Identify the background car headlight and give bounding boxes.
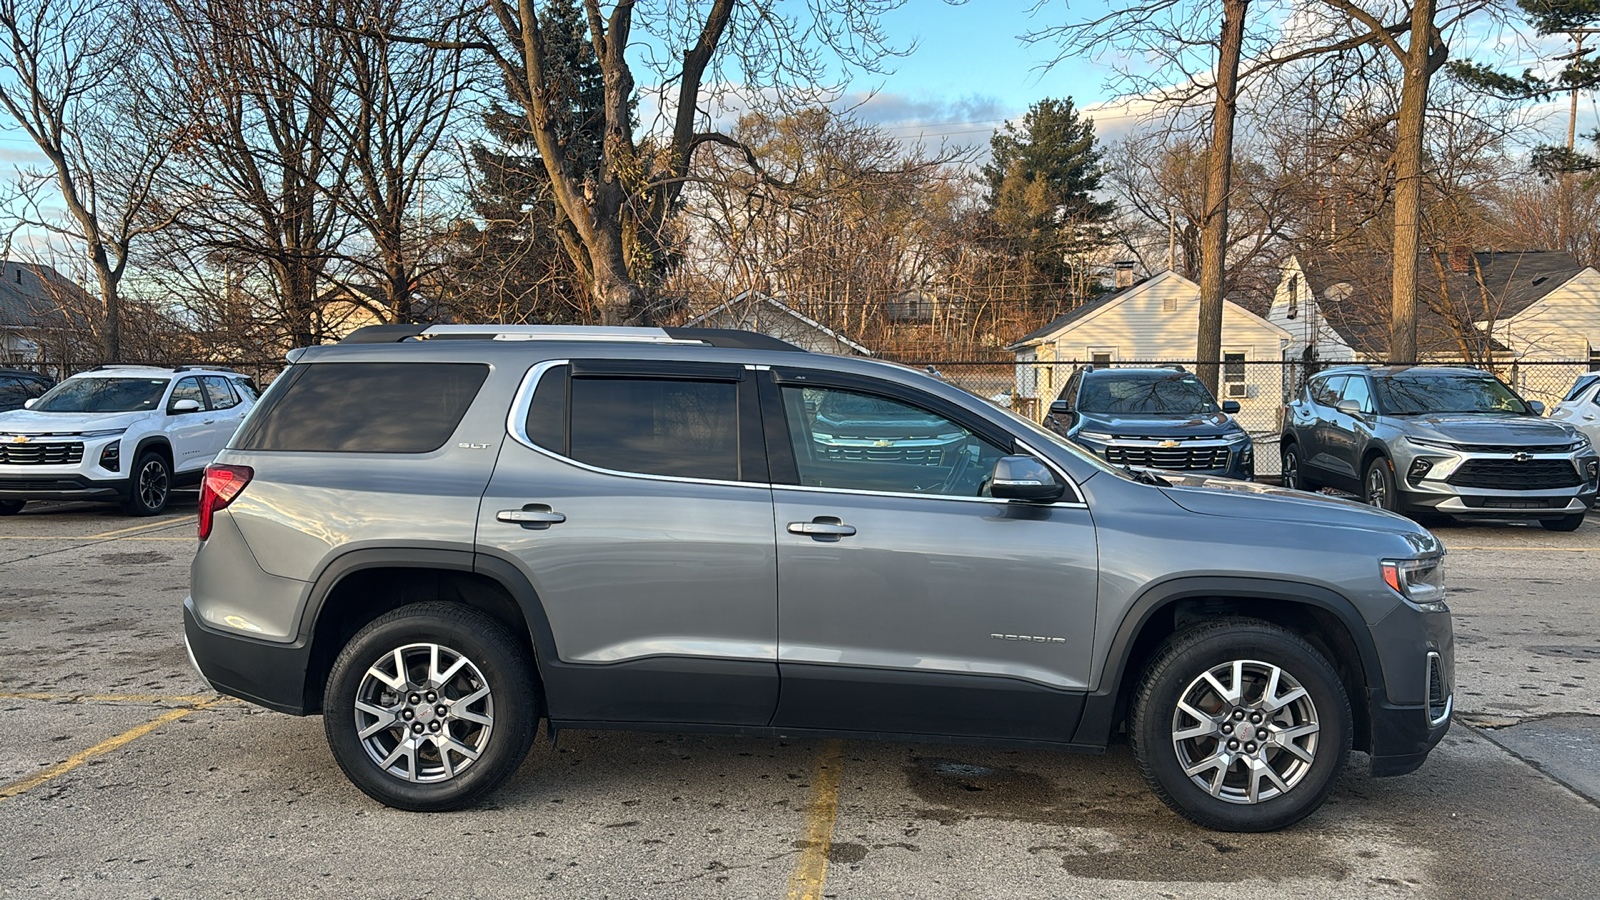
[1077,431,1115,442]
[1381,557,1447,612]
[1405,436,1459,451]
[77,428,128,439]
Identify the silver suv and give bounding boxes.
[1281,366,1599,530]
[184,325,1454,832]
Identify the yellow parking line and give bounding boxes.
[0,692,227,704]
[1446,546,1600,552]
[86,515,196,540]
[785,740,845,900]
[0,698,228,802]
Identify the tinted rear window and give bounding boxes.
[568,377,739,480]
[237,363,489,452]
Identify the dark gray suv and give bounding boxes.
[1281,366,1599,530]
[184,325,1454,832]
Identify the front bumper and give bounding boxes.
[1392,444,1599,517]
[0,473,126,501]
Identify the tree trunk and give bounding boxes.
[1389,0,1438,365]
[1196,0,1248,395]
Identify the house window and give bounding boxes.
[1591,348,1600,372]
[1222,352,1247,399]
[1090,349,1115,368]
[1286,275,1298,319]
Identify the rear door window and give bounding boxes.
[235,363,489,453]
[569,378,740,481]
[201,376,241,410]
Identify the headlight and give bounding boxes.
[1381,557,1447,612]
[1224,431,1250,443]
[1405,436,1459,451]
[1077,431,1115,442]
[78,428,128,439]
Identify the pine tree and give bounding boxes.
[981,98,1115,307]
[445,0,607,323]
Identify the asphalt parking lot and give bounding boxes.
[2,498,1598,899]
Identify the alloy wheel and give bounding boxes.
[1170,658,1321,804]
[353,642,495,783]
[138,459,169,510]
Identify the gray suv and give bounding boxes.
[184,325,1454,832]
[1281,366,1599,530]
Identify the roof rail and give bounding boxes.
[339,324,805,352]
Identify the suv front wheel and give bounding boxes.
[1131,618,1352,832]
[1363,458,1398,513]
[323,602,538,811]
[121,452,171,516]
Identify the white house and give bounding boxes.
[1007,270,1290,423]
[685,290,872,356]
[1268,251,1600,403]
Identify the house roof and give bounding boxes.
[685,290,873,355]
[1006,270,1288,351]
[1293,251,1546,356]
[0,262,84,330]
[1006,277,1151,349]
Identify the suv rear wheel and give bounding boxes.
[323,602,538,811]
[1131,618,1352,832]
[1281,444,1316,491]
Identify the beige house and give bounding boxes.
[1268,251,1600,403]
[1007,270,1290,423]
[686,291,872,356]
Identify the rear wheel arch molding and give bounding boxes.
[1071,576,1382,748]
[297,547,556,714]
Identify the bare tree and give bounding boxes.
[402,1,912,325]
[0,0,178,361]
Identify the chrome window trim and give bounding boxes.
[506,360,1091,508]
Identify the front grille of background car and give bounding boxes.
[1446,459,1581,490]
[1105,445,1230,470]
[1459,496,1569,509]
[0,442,84,465]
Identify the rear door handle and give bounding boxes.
[497,505,566,529]
[787,517,856,540]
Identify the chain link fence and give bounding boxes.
[901,359,1596,480]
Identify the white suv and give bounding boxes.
[0,365,257,516]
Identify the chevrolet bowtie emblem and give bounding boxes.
[1158,440,1180,448]
[8,435,30,443]
[1513,452,1533,462]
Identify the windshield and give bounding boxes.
[1076,373,1219,415]
[1374,374,1529,415]
[32,377,169,413]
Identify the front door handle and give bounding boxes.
[497,505,566,529]
[787,517,856,540]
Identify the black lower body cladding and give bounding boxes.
[184,600,313,714]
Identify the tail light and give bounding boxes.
[199,464,253,540]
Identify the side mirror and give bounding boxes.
[1335,399,1362,416]
[1221,400,1241,414]
[1048,400,1072,417]
[989,456,1066,503]
[171,398,203,414]
[22,398,36,409]
[1528,400,1546,416]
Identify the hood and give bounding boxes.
[0,409,147,435]
[1400,413,1581,447]
[1076,411,1240,438]
[1157,473,1441,549]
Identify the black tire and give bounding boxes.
[120,452,171,516]
[323,602,538,811]
[1130,618,1352,832]
[0,499,23,516]
[1280,443,1317,491]
[1363,457,1398,513]
[1541,513,1585,532]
